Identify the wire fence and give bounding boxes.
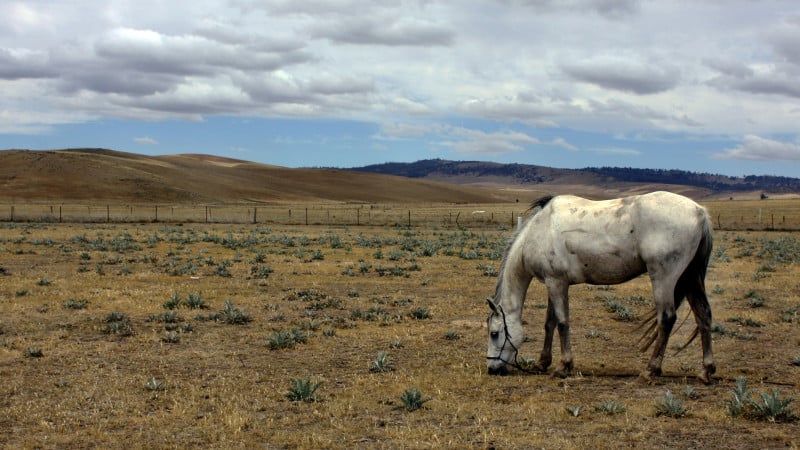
[1,200,799,231]
[0,203,527,229]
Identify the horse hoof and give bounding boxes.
[551,366,573,379]
[531,363,549,374]
[638,371,654,384]
[697,372,715,385]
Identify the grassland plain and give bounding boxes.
[0,220,798,449]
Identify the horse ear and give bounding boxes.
[486,298,500,314]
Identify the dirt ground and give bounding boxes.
[0,222,798,448]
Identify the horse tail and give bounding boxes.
[670,209,713,353]
[638,208,713,353]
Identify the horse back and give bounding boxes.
[526,191,707,285]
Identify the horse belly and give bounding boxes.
[576,251,646,285]
[563,234,646,285]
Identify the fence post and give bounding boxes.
[205,206,209,223]
[155,205,158,222]
[10,205,13,222]
[107,205,110,223]
[357,208,360,226]
[305,208,308,225]
[408,210,411,227]
[59,205,62,223]
[253,207,257,224]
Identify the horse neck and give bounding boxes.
[494,239,533,317]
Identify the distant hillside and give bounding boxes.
[0,149,502,204]
[351,159,800,196]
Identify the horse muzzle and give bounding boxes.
[487,364,509,376]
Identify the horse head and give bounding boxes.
[486,298,523,375]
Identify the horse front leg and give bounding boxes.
[537,300,557,372]
[547,280,573,378]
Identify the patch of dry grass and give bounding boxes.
[0,222,798,448]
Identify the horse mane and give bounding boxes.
[493,194,555,301]
[529,195,554,213]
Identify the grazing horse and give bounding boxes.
[486,191,715,384]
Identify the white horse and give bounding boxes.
[486,191,715,384]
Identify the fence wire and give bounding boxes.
[2,201,799,231]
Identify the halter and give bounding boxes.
[486,305,537,373]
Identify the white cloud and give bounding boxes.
[134,136,158,145]
[1,0,800,170]
[713,135,800,161]
[551,137,577,151]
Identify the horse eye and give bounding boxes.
[490,331,499,339]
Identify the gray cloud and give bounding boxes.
[309,17,455,47]
[713,135,800,161]
[459,93,573,127]
[707,66,800,99]
[768,21,800,65]
[705,19,800,99]
[560,57,680,95]
[505,0,641,18]
[0,48,58,79]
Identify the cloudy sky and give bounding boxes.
[2,0,800,177]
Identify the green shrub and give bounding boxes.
[250,264,273,279]
[24,348,43,358]
[370,351,392,373]
[104,312,133,336]
[605,300,634,321]
[726,376,752,418]
[595,400,626,415]
[63,298,88,310]
[268,330,295,350]
[286,377,322,403]
[163,292,181,309]
[161,331,180,343]
[215,300,251,324]
[410,307,430,320]
[655,390,689,418]
[727,377,798,422]
[749,390,797,422]
[400,387,431,412]
[565,406,582,417]
[184,292,207,309]
[444,330,461,340]
[144,377,165,392]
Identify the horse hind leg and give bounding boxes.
[639,279,678,383]
[686,283,716,384]
[673,252,716,384]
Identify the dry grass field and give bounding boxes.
[1,216,798,448]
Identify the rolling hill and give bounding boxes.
[0,149,503,204]
[2,149,797,205]
[350,159,800,200]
